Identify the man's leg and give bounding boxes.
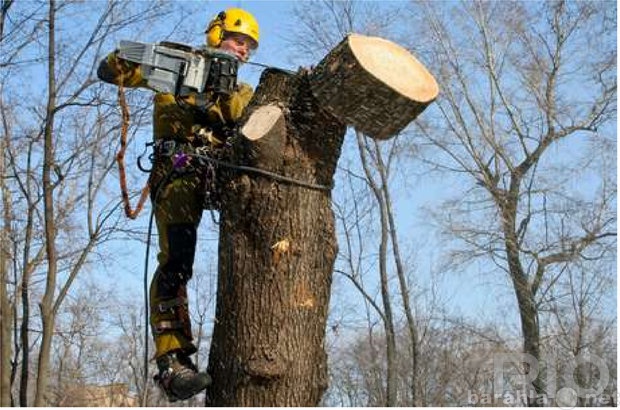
[149,175,210,401]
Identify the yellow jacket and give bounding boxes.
[97,51,253,144]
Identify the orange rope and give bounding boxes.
[116,72,150,219]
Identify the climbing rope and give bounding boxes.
[115,72,150,219]
[142,203,155,404]
[189,150,332,192]
[141,172,172,405]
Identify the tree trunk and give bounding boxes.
[356,131,397,406]
[373,137,420,406]
[510,268,542,406]
[19,255,31,407]
[18,146,39,406]
[501,197,543,407]
[206,68,346,406]
[310,33,438,140]
[0,106,12,407]
[35,0,57,406]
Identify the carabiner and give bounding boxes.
[137,142,154,172]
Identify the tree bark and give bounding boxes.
[206,68,346,406]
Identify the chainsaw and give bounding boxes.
[117,40,238,96]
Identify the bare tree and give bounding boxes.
[411,0,616,404]
[0,79,13,408]
[1,0,174,404]
[37,1,61,405]
[288,1,424,406]
[543,259,616,406]
[325,312,516,406]
[111,297,158,407]
[1,0,41,404]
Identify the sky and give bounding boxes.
[56,0,616,346]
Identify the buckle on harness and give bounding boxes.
[194,146,211,158]
[154,140,177,157]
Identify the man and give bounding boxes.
[97,8,259,402]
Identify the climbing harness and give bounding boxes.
[141,141,333,191]
[139,137,333,191]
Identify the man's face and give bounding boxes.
[218,32,257,62]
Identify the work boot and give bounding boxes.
[154,351,211,402]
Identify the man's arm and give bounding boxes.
[97,51,146,88]
[219,82,254,121]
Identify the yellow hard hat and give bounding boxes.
[206,8,259,49]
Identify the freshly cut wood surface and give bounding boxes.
[350,34,438,103]
[240,103,286,167]
[310,33,439,140]
[241,104,284,141]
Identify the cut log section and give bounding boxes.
[310,33,439,140]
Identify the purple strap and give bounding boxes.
[172,152,191,169]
